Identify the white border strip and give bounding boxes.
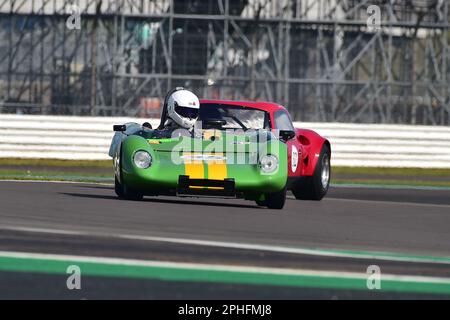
[2,225,450,266]
[1,250,450,285]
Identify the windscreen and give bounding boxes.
[199,104,270,130]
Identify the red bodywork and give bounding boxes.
[200,100,331,179]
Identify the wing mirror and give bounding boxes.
[279,130,296,141]
[113,125,127,132]
[142,122,153,129]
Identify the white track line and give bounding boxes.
[2,179,449,191]
[323,197,450,209]
[1,250,450,285]
[2,225,450,265]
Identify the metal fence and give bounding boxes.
[1,1,450,125]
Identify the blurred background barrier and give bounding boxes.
[1,115,449,168]
[2,0,450,125]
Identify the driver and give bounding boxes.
[154,88,200,138]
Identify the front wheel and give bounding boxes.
[256,187,287,210]
[115,176,125,198]
[115,176,144,201]
[292,144,331,201]
[115,147,144,201]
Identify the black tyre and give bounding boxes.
[256,187,286,210]
[115,173,144,201]
[115,175,125,198]
[292,144,331,201]
[255,199,267,207]
[115,146,144,201]
[123,185,144,201]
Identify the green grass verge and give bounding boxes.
[0,159,449,176]
[0,177,113,183]
[0,158,111,168]
[0,170,113,183]
[0,159,449,188]
[0,169,109,177]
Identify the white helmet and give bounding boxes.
[166,89,200,129]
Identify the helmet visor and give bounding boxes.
[175,105,199,119]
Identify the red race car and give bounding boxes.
[200,100,331,201]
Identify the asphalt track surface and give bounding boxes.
[0,180,450,299]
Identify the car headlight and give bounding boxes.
[260,155,278,174]
[134,151,152,169]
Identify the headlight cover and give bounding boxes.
[260,155,279,174]
[134,151,152,169]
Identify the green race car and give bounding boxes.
[109,121,289,209]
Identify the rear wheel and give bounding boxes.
[256,187,287,210]
[292,144,331,201]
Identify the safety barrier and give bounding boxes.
[1,115,449,168]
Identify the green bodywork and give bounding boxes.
[113,129,287,200]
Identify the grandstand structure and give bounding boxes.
[0,0,449,124]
